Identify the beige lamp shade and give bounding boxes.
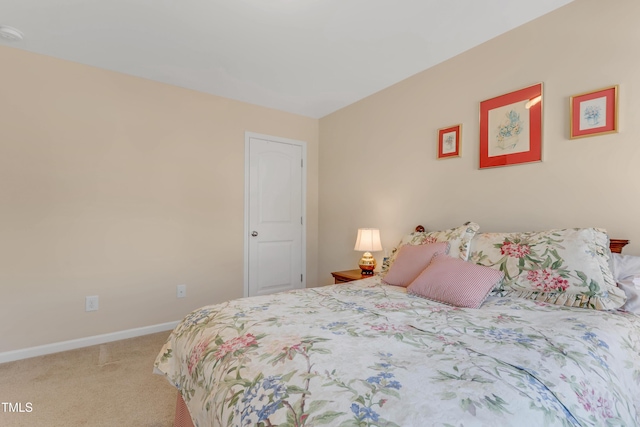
[354,228,382,275]
[354,228,382,252]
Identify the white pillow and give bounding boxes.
[610,253,640,282]
[610,253,640,314]
[617,277,640,314]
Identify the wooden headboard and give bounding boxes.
[609,239,630,254]
[414,225,629,254]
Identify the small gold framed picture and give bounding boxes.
[570,85,618,139]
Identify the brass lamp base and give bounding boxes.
[358,251,376,275]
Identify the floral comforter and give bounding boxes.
[154,277,640,427]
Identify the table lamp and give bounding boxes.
[354,228,382,275]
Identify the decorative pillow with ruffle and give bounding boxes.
[468,228,625,310]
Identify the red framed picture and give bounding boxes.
[479,83,543,169]
[570,85,618,139]
[437,124,461,159]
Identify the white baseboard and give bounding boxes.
[0,321,180,364]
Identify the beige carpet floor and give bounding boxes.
[0,332,177,427]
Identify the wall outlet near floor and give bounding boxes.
[177,284,187,298]
[85,295,99,312]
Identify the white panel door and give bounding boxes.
[246,135,305,297]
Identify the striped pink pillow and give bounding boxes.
[382,242,450,287]
[407,254,504,308]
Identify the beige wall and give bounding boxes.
[319,0,640,284]
[0,46,319,352]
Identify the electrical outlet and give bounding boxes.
[177,284,186,298]
[86,295,99,312]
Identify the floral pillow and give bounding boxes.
[468,228,626,310]
[381,222,480,275]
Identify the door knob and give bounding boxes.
[251,231,258,237]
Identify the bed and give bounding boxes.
[154,224,640,426]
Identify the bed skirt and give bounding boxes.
[174,393,195,427]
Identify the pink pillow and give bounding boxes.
[382,242,449,287]
[407,254,504,308]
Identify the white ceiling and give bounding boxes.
[2,0,573,118]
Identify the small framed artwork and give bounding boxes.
[570,85,618,139]
[437,124,461,159]
[479,83,543,169]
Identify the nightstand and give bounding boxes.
[331,269,372,284]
